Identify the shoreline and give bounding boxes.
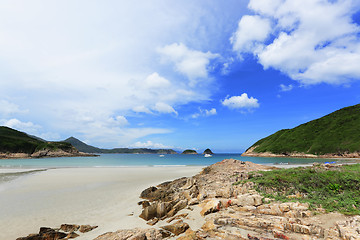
[242,151,360,160]
[0,166,203,240]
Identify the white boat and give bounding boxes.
[204,154,212,157]
[159,154,165,157]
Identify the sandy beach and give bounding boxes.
[0,166,203,240]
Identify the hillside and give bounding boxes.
[64,137,177,154]
[242,104,360,158]
[0,126,91,158]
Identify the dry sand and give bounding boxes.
[0,166,203,240]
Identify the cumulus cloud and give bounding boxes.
[1,118,41,135]
[152,102,178,115]
[191,108,217,118]
[130,140,173,149]
[222,94,259,110]
[231,0,360,85]
[158,43,219,85]
[231,15,271,53]
[279,84,293,92]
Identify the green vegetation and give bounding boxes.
[182,149,198,154]
[0,126,73,154]
[247,103,360,155]
[236,164,360,215]
[64,137,177,154]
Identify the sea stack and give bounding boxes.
[181,149,198,154]
[203,148,213,155]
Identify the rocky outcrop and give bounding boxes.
[120,159,360,240]
[94,228,171,240]
[16,224,97,240]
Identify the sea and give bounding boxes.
[0,153,345,185]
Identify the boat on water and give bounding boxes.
[204,154,212,157]
[159,154,165,157]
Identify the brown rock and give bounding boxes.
[66,232,80,239]
[79,225,98,233]
[94,228,171,240]
[60,224,80,233]
[147,218,159,226]
[161,220,190,236]
[199,199,221,216]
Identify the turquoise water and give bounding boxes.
[0,153,332,168]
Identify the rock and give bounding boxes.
[167,199,188,217]
[140,201,173,221]
[166,213,189,223]
[140,186,158,199]
[17,227,68,240]
[94,228,171,240]
[67,232,80,239]
[60,224,80,232]
[147,218,159,226]
[188,198,199,205]
[161,220,190,236]
[139,204,157,221]
[234,193,262,207]
[199,199,221,216]
[138,200,150,208]
[79,225,98,233]
[176,229,198,240]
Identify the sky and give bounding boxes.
[1,0,360,153]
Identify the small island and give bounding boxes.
[181,149,198,154]
[203,148,214,155]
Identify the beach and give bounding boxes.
[0,166,203,240]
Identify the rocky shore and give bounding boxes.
[0,149,97,159]
[242,146,360,159]
[95,159,359,240]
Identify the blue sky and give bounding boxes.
[1,0,360,153]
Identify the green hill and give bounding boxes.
[243,104,360,157]
[64,137,177,154]
[0,126,74,155]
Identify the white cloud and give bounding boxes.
[158,43,219,85]
[222,94,260,110]
[192,107,217,118]
[0,100,27,116]
[231,0,360,85]
[107,116,129,127]
[0,1,247,147]
[132,106,152,114]
[144,72,171,88]
[130,140,173,149]
[1,118,41,135]
[231,15,271,53]
[279,84,293,92]
[152,102,178,115]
